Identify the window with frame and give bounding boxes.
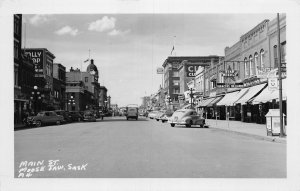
[260,49,265,68]
[85,77,89,82]
[172,71,179,77]
[244,58,249,78]
[254,53,259,72]
[173,80,179,86]
[249,55,254,76]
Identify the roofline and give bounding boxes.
[162,56,224,67]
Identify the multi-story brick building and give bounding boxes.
[162,56,223,110]
[53,63,66,110]
[199,14,286,124]
[24,48,56,111]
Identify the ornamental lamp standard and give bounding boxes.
[68,95,75,111]
[188,87,195,109]
[30,86,42,115]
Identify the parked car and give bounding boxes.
[83,110,97,122]
[55,110,72,123]
[155,110,165,121]
[30,111,64,127]
[168,109,206,128]
[159,109,174,123]
[148,111,160,119]
[69,111,84,122]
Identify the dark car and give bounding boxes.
[69,111,84,122]
[31,111,64,127]
[54,110,72,123]
[83,110,97,122]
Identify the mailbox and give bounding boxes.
[265,109,286,136]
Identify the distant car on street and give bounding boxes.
[168,109,206,128]
[159,109,174,123]
[83,110,97,122]
[31,111,64,127]
[126,105,139,120]
[54,110,72,123]
[69,111,84,122]
[148,111,160,119]
[155,110,165,121]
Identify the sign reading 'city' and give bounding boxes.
[25,49,44,75]
[186,65,200,77]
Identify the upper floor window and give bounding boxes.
[173,80,179,86]
[260,49,265,69]
[172,71,179,77]
[254,52,259,71]
[85,77,89,82]
[244,58,249,78]
[249,55,254,76]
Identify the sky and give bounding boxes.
[22,13,276,107]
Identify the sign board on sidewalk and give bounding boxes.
[268,78,278,91]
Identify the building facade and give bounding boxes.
[53,63,66,110]
[198,14,287,124]
[162,56,223,110]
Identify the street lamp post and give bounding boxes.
[68,95,75,111]
[30,86,42,115]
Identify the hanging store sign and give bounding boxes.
[216,82,244,88]
[268,78,278,91]
[25,49,44,75]
[186,64,201,77]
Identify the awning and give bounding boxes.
[216,91,240,106]
[251,79,286,104]
[235,83,267,105]
[207,96,224,107]
[198,97,215,107]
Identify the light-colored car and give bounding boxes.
[168,109,206,128]
[160,110,174,123]
[148,111,160,119]
[32,111,64,127]
[155,110,165,121]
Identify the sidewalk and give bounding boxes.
[205,119,286,144]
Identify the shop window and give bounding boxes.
[173,80,179,86]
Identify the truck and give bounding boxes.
[125,104,139,120]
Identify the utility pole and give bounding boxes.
[277,13,285,137]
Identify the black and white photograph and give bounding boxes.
[1,0,300,190]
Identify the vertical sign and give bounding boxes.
[186,65,200,77]
[25,49,44,75]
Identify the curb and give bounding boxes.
[208,125,286,144]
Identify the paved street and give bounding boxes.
[15,117,286,178]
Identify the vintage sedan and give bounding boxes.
[31,111,64,127]
[168,109,206,128]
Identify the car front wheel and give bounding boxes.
[35,120,42,127]
[171,123,175,127]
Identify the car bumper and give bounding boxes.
[168,120,186,125]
